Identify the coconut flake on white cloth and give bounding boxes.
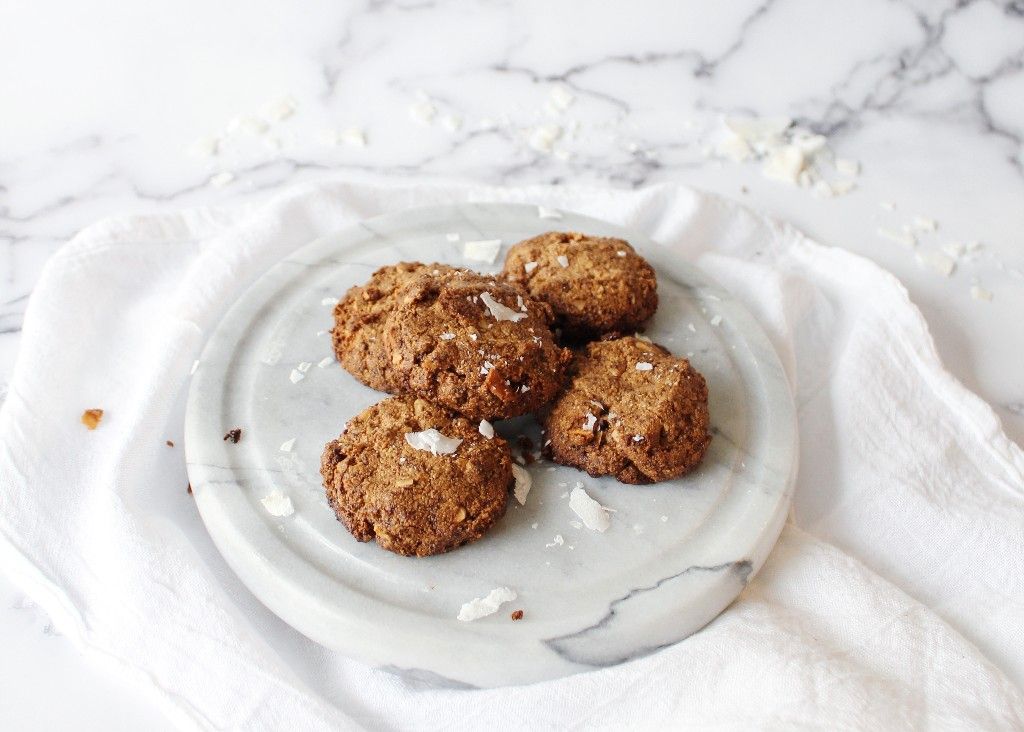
[569,486,611,532]
[404,429,462,455]
[537,206,563,220]
[635,362,654,371]
[478,420,494,439]
[512,465,532,506]
[556,255,569,268]
[260,492,294,517]
[524,261,538,274]
[463,239,502,263]
[279,438,296,453]
[457,587,517,622]
[480,291,527,322]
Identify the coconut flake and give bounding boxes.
[877,227,916,248]
[970,285,993,301]
[189,136,220,158]
[409,100,436,125]
[916,250,955,277]
[913,216,938,232]
[261,492,294,517]
[635,362,653,371]
[440,114,463,132]
[438,332,456,342]
[190,360,199,375]
[512,465,532,506]
[480,291,528,322]
[463,239,502,263]
[528,124,562,153]
[479,420,495,438]
[524,261,539,274]
[321,297,339,306]
[317,356,334,368]
[548,85,575,112]
[569,486,611,532]
[339,127,367,147]
[632,435,644,442]
[279,438,296,452]
[405,429,463,455]
[556,255,569,268]
[209,172,235,189]
[545,534,565,548]
[762,145,806,184]
[288,369,305,384]
[835,158,860,176]
[297,361,313,373]
[582,413,598,431]
[537,206,563,220]
[457,587,517,622]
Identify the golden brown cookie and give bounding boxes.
[502,231,658,340]
[543,336,710,484]
[382,270,572,421]
[331,262,458,392]
[320,396,512,557]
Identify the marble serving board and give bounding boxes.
[184,203,796,688]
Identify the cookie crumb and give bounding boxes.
[187,483,193,495]
[511,609,524,621]
[223,428,242,443]
[81,409,104,430]
[165,440,174,447]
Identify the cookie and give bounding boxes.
[383,270,572,421]
[331,262,458,392]
[543,336,710,484]
[502,231,658,340]
[320,396,512,557]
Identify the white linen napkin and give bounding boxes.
[1,181,1022,730]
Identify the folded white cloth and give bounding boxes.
[1,181,1022,730]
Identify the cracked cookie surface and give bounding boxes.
[332,262,458,392]
[543,336,710,484]
[502,231,657,340]
[382,270,572,421]
[320,396,512,557]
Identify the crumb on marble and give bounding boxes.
[223,428,242,443]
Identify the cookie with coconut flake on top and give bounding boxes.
[502,231,658,340]
[320,396,512,557]
[383,270,572,421]
[543,336,710,484]
[331,262,460,392]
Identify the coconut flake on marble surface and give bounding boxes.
[569,486,611,532]
[457,587,517,622]
[537,206,562,220]
[279,438,296,452]
[463,239,502,263]
[916,250,956,277]
[405,429,462,455]
[261,492,294,517]
[512,465,532,506]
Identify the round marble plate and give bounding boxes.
[184,203,796,688]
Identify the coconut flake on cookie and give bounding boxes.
[405,429,463,455]
[480,291,528,322]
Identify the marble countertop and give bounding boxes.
[1,0,1022,727]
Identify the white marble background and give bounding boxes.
[1,0,1022,727]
